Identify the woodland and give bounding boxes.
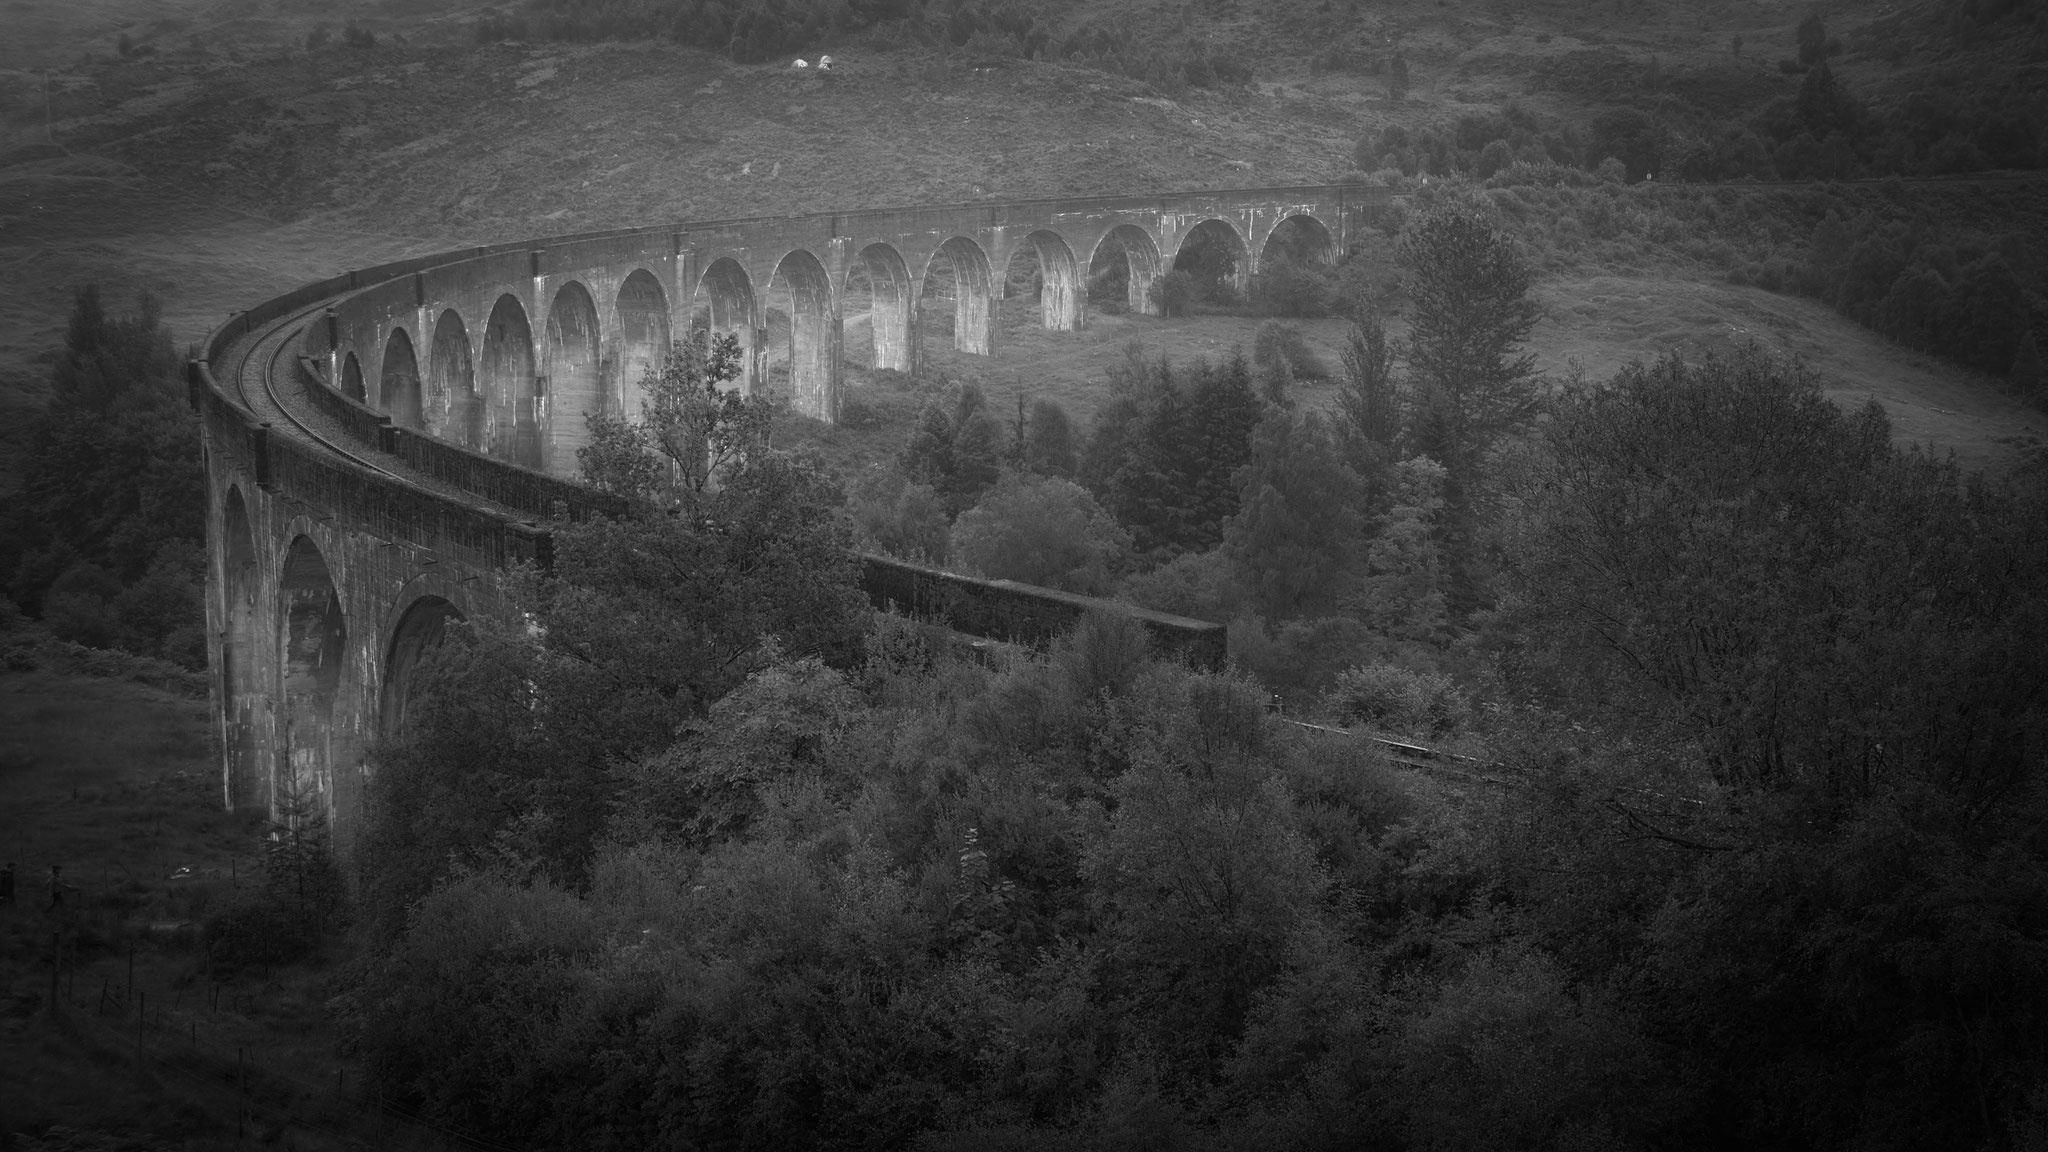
[259,201,2048,1149]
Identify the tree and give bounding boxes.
[1023,397,1080,478]
[1093,351,1264,559]
[578,329,761,504]
[1796,12,1827,67]
[1397,201,1542,617]
[849,467,951,563]
[1334,308,1401,478]
[1223,409,1365,619]
[1352,456,1448,642]
[901,382,1004,516]
[950,471,1131,594]
[2013,326,2043,393]
[1503,347,2048,803]
[3,287,204,664]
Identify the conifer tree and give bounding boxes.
[1335,308,1401,478]
[1397,202,1542,618]
[1098,352,1264,558]
[4,287,202,658]
[1024,397,1080,478]
[1352,456,1449,642]
[1224,409,1365,618]
[2012,326,2043,394]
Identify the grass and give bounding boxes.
[0,663,454,1150]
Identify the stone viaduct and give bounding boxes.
[196,184,1394,844]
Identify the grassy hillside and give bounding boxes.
[0,0,2042,484]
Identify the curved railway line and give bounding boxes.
[221,304,410,484]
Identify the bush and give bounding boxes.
[1252,264,1336,319]
[1150,269,1198,317]
[1324,662,1468,737]
[950,471,1130,595]
[1252,320,1329,380]
[849,468,950,565]
[201,900,316,975]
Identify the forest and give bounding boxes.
[295,198,2046,1150]
[2,96,2044,1152]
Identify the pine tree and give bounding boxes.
[1352,456,1449,642]
[1024,397,1080,478]
[1335,308,1401,475]
[1224,409,1365,619]
[1398,201,1542,619]
[264,772,345,945]
[2013,327,2044,394]
[1796,13,1827,66]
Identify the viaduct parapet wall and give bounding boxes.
[197,185,1387,845]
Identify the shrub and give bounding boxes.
[1150,269,1198,317]
[850,468,951,564]
[1251,320,1328,381]
[201,900,315,975]
[1324,662,1468,737]
[950,471,1130,595]
[1253,264,1336,319]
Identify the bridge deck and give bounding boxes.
[215,304,544,527]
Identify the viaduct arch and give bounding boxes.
[202,185,1391,841]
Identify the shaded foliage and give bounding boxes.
[3,288,205,667]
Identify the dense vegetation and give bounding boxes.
[0,289,206,669]
[346,199,2048,1150]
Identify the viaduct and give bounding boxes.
[195,184,1394,845]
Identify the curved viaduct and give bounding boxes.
[195,184,1393,843]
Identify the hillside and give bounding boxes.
[1,0,2042,482]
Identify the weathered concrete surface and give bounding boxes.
[200,185,1388,841]
[317,186,1386,477]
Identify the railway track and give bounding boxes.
[217,300,409,483]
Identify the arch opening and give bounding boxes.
[427,310,481,448]
[1172,219,1250,308]
[846,242,916,375]
[920,236,995,356]
[1088,224,1164,317]
[379,596,465,741]
[614,270,671,421]
[279,535,346,822]
[339,352,366,402]
[768,248,837,421]
[1003,230,1083,334]
[543,281,603,476]
[381,328,423,430]
[1260,213,1338,268]
[221,488,263,811]
[480,295,541,469]
[695,257,757,394]
[1254,214,1340,319]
